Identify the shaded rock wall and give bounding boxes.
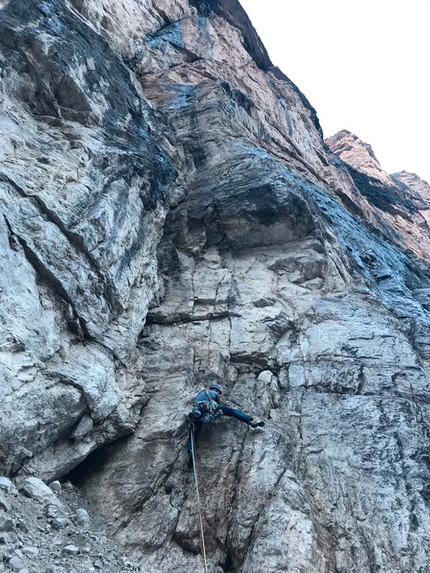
[1,1,430,572]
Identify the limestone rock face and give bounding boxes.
[392,171,430,226]
[0,0,180,478]
[1,1,430,573]
[392,171,430,203]
[326,130,390,183]
[326,130,430,262]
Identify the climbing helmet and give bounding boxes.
[209,382,223,395]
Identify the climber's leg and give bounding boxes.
[219,406,265,428]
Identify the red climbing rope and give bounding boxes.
[190,425,209,573]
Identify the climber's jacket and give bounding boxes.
[192,388,222,423]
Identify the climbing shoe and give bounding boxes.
[249,420,265,429]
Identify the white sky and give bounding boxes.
[240,0,430,184]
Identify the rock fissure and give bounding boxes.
[13,231,91,337]
[224,428,248,566]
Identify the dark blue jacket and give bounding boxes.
[194,388,221,407]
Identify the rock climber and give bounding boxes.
[187,382,265,467]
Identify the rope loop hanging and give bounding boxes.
[190,425,209,573]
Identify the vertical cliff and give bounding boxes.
[1,1,430,572]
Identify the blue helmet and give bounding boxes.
[209,383,223,395]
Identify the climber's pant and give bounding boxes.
[219,405,253,424]
[187,405,252,452]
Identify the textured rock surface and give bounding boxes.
[326,130,430,262]
[0,475,141,573]
[1,1,430,573]
[0,0,180,478]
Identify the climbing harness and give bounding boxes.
[193,389,222,423]
[190,423,209,573]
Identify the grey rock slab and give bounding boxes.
[50,517,69,530]
[0,493,10,512]
[16,521,28,534]
[63,544,79,555]
[21,478,62,508]
[8,556,24,572]
[0,478,13,492]
[21,546,39,557]
[75,508,90,525]
[49,481,62,495]
[46,344,119,422]
[45,504,61,519]
[24,436,99,483]
[0,532,15,544]
[0,516,14,532]
[0,380,86,475]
